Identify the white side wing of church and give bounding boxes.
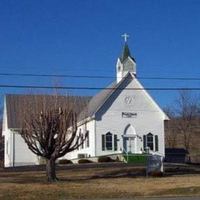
[2,42,169,167]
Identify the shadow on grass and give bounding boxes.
[0,168,147,184]
[1,164,200,184]
[59,168,146,182]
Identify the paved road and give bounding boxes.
[135,197,200,200]
[93,197,200,200]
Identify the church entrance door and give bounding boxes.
[123,125,137,153]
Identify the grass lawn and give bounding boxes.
[0,165,200,200]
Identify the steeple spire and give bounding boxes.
[120,43,132,62]
[120,33,136,63]
[116,34,137,83]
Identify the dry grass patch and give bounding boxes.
[0,167,200,199]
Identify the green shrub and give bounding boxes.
[98,156,115,163]
[78,159,93,164]
[123,154,147,164]
[59,159,73,165]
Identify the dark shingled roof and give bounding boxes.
[120,43,136,63]
[78,81,117,121]
[5,73,133,129]
[78,73,134,121]
[5,94,91,129]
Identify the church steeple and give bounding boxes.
[116,34,137,83]
[120,42,136,63]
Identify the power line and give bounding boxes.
[1,84,200,90]
[0,73,113,79]
[138,77,200,81]
[0,72,200,81]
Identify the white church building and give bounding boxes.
[2,39,169,167]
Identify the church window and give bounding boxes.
[147,133,153,151]
[143,133,159,152]
[102,132,113,151]
[106,132,112,150]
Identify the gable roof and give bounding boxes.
[5,73,169,129]
[78,81,117,121]
[79,72,169,121]
[132,77,169,120]
[78,73,133,121]
[5,94,91,129]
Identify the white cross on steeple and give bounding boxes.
[121,33,129,42]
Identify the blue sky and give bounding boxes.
[0,0,200,108]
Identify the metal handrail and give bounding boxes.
[122,148,129,163]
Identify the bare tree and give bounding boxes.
[174,91,199,151]
[164,107,178,148]
[20,95,88,182]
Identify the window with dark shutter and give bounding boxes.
[114,135,118,151]
[147,133,153,150]
[102,135,105,151]
[143,135,147,150]
[105,132,112,150]
[155,135,158,151]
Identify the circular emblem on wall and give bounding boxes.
[124,96,135,105]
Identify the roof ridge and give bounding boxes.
[78,73,133,122]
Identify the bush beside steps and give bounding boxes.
[98,156,117,163]
[78,159,93,164]
[58,159,73,165]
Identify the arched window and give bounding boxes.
[102,132,114,151]
[102,132,118,151]
[147,133,153,150]
[106,132,112,150]
[143,133,159,152]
